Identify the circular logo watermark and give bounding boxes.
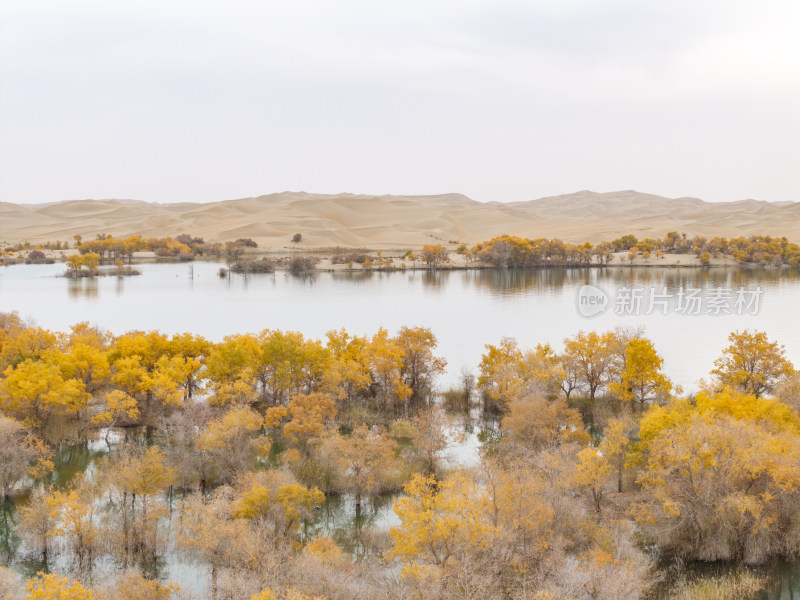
[577,284,610,318]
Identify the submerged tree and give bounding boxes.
[17,485,55,562]
[331,425,399,508]
[0,416,52,498]
[395,326,446,408]
[104,445,176,560]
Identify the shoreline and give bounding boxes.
[5,256,795,276]
[6,231,799,272]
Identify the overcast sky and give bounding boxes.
[1,0,798,205]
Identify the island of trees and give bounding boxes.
[0,312,798,599]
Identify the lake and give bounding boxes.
[2,261,800,598]
[1,262,799,392]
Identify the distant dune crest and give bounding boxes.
[1,191,798,248]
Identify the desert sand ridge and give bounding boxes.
[1,190,798,248]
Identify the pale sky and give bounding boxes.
[1,0,798,205]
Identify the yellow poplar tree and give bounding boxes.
[388,472,495,575]
[598,418,632,493]
[394,326,447,406]
[46,490,98,573]
[332,424,399,508]
[111,446,176,558]
[197,405,264,480]
[91,390,140,432]
[323,329,371,404]
[0,359,90,429]
[478,337,524,412]
[562,330,619,403]
[25,573,96,600]
[634,390,800,563]
[282,393,337,458]
[367,329,411,413]
[106,570,180,600]
[233,481,324,538]
[711,330,794,397]
[204,334,261,405]
[574,447,612,514]
[608,338,671,411]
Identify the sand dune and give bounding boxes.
[1,191,798,249]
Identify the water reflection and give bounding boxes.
[419,269,449,291]
[15,553,49,581]
[463,266,800,298]
[302,494,396,561]
[648,557,800,600]
[48,442,109,489]
[0,499,20,567]
[467,267,578,296]
[763,561,800,600]
[67,278,99,299]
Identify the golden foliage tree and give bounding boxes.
[0,358,89,430]
[331,424,399,508]
[49,341,110,394]
[562,330,618,403]
[233,479,324,538]
[479,339,566,412]
[420,245,448,267]
[323,329,371,404]
[107,445,176,559]
[281,393,337,459]
[711,329,794,397]
[633,390,800,563]
[478,337,524,412]
[608,338,671,411]
[46,489,98,573]
[91,390,140,433]
[367,329,411,413]
[388,472,495,573]
[573,447,612,514]
[204,334,261,405]
[197,405,264,482]
[106,571,180,600]
[500,394,587,456]
[25,573,95,600]
[598,418,633,493]
[395,326,446,407]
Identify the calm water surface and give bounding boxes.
[1,262,799,390]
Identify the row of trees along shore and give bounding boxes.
[69,231,800,268]
[0,313,799,599]
[0,234,258,265]
[4,232,800,271]
[468,232,800,268]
